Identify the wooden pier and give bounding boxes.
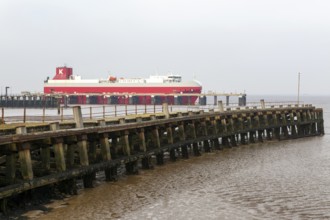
[0,92,246,108]
[0,101,324,214]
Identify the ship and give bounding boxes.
[44,66,203,105]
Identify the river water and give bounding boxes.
[21,96,330,219]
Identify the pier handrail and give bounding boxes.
[0,100,308,124]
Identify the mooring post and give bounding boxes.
[73,106,84,128]
[50,122,66,172]
[162,103,170,119]
[260,99,266,109]
[218,101,224,112]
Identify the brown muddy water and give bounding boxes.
[20,98,330,219]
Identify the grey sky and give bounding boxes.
[1,0,329,95]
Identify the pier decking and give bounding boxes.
[0,101,324,214]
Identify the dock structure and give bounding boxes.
[0,92,246,108]
[0,102,324,214]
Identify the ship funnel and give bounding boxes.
[53,67,73,80]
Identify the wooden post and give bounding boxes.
[296,112,302,136]
[290,112,297,137]
[123,131,131,156]
[98,120,111,161]
[50,122,66,172]
[152,126,161,149]
[218,101,224,112]
[220,118,227,134]
[42,106,45,123]
[167,125,175,160]
[73,106,89,166]
[103,106,106,118]
[260,99,266,109]
[90,106,93,120]
[190,122,201,156]
[73,106,84,128]
[77,135,89,166]
[66,142,76,169]
[6,144,17,184]
[1,107,4,123]
[16,126,34,180]
[115,105,117,117]
[167,126,174,144]
[162,103,170,119]
[23,107,26,123]
[61,107,64,122]
[178,123,185,141]
[99,133,111,161]
[139,128,147,152]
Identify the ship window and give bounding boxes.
[168,76,181,82]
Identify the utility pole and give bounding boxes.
[297,73,301,105]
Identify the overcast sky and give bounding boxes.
[0,0,329,96]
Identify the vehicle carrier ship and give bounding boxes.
[44,67,202,105]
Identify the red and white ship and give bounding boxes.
[44,67,202,105]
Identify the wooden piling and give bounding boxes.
[5,144,17,184]
[16,126,33,180]
[50,123,66,172]
[152,127,161,149]
[78,135,89,166]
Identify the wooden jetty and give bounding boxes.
[0,92,247,108]
[0,101,324,214]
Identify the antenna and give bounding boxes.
[297,72,301,105]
